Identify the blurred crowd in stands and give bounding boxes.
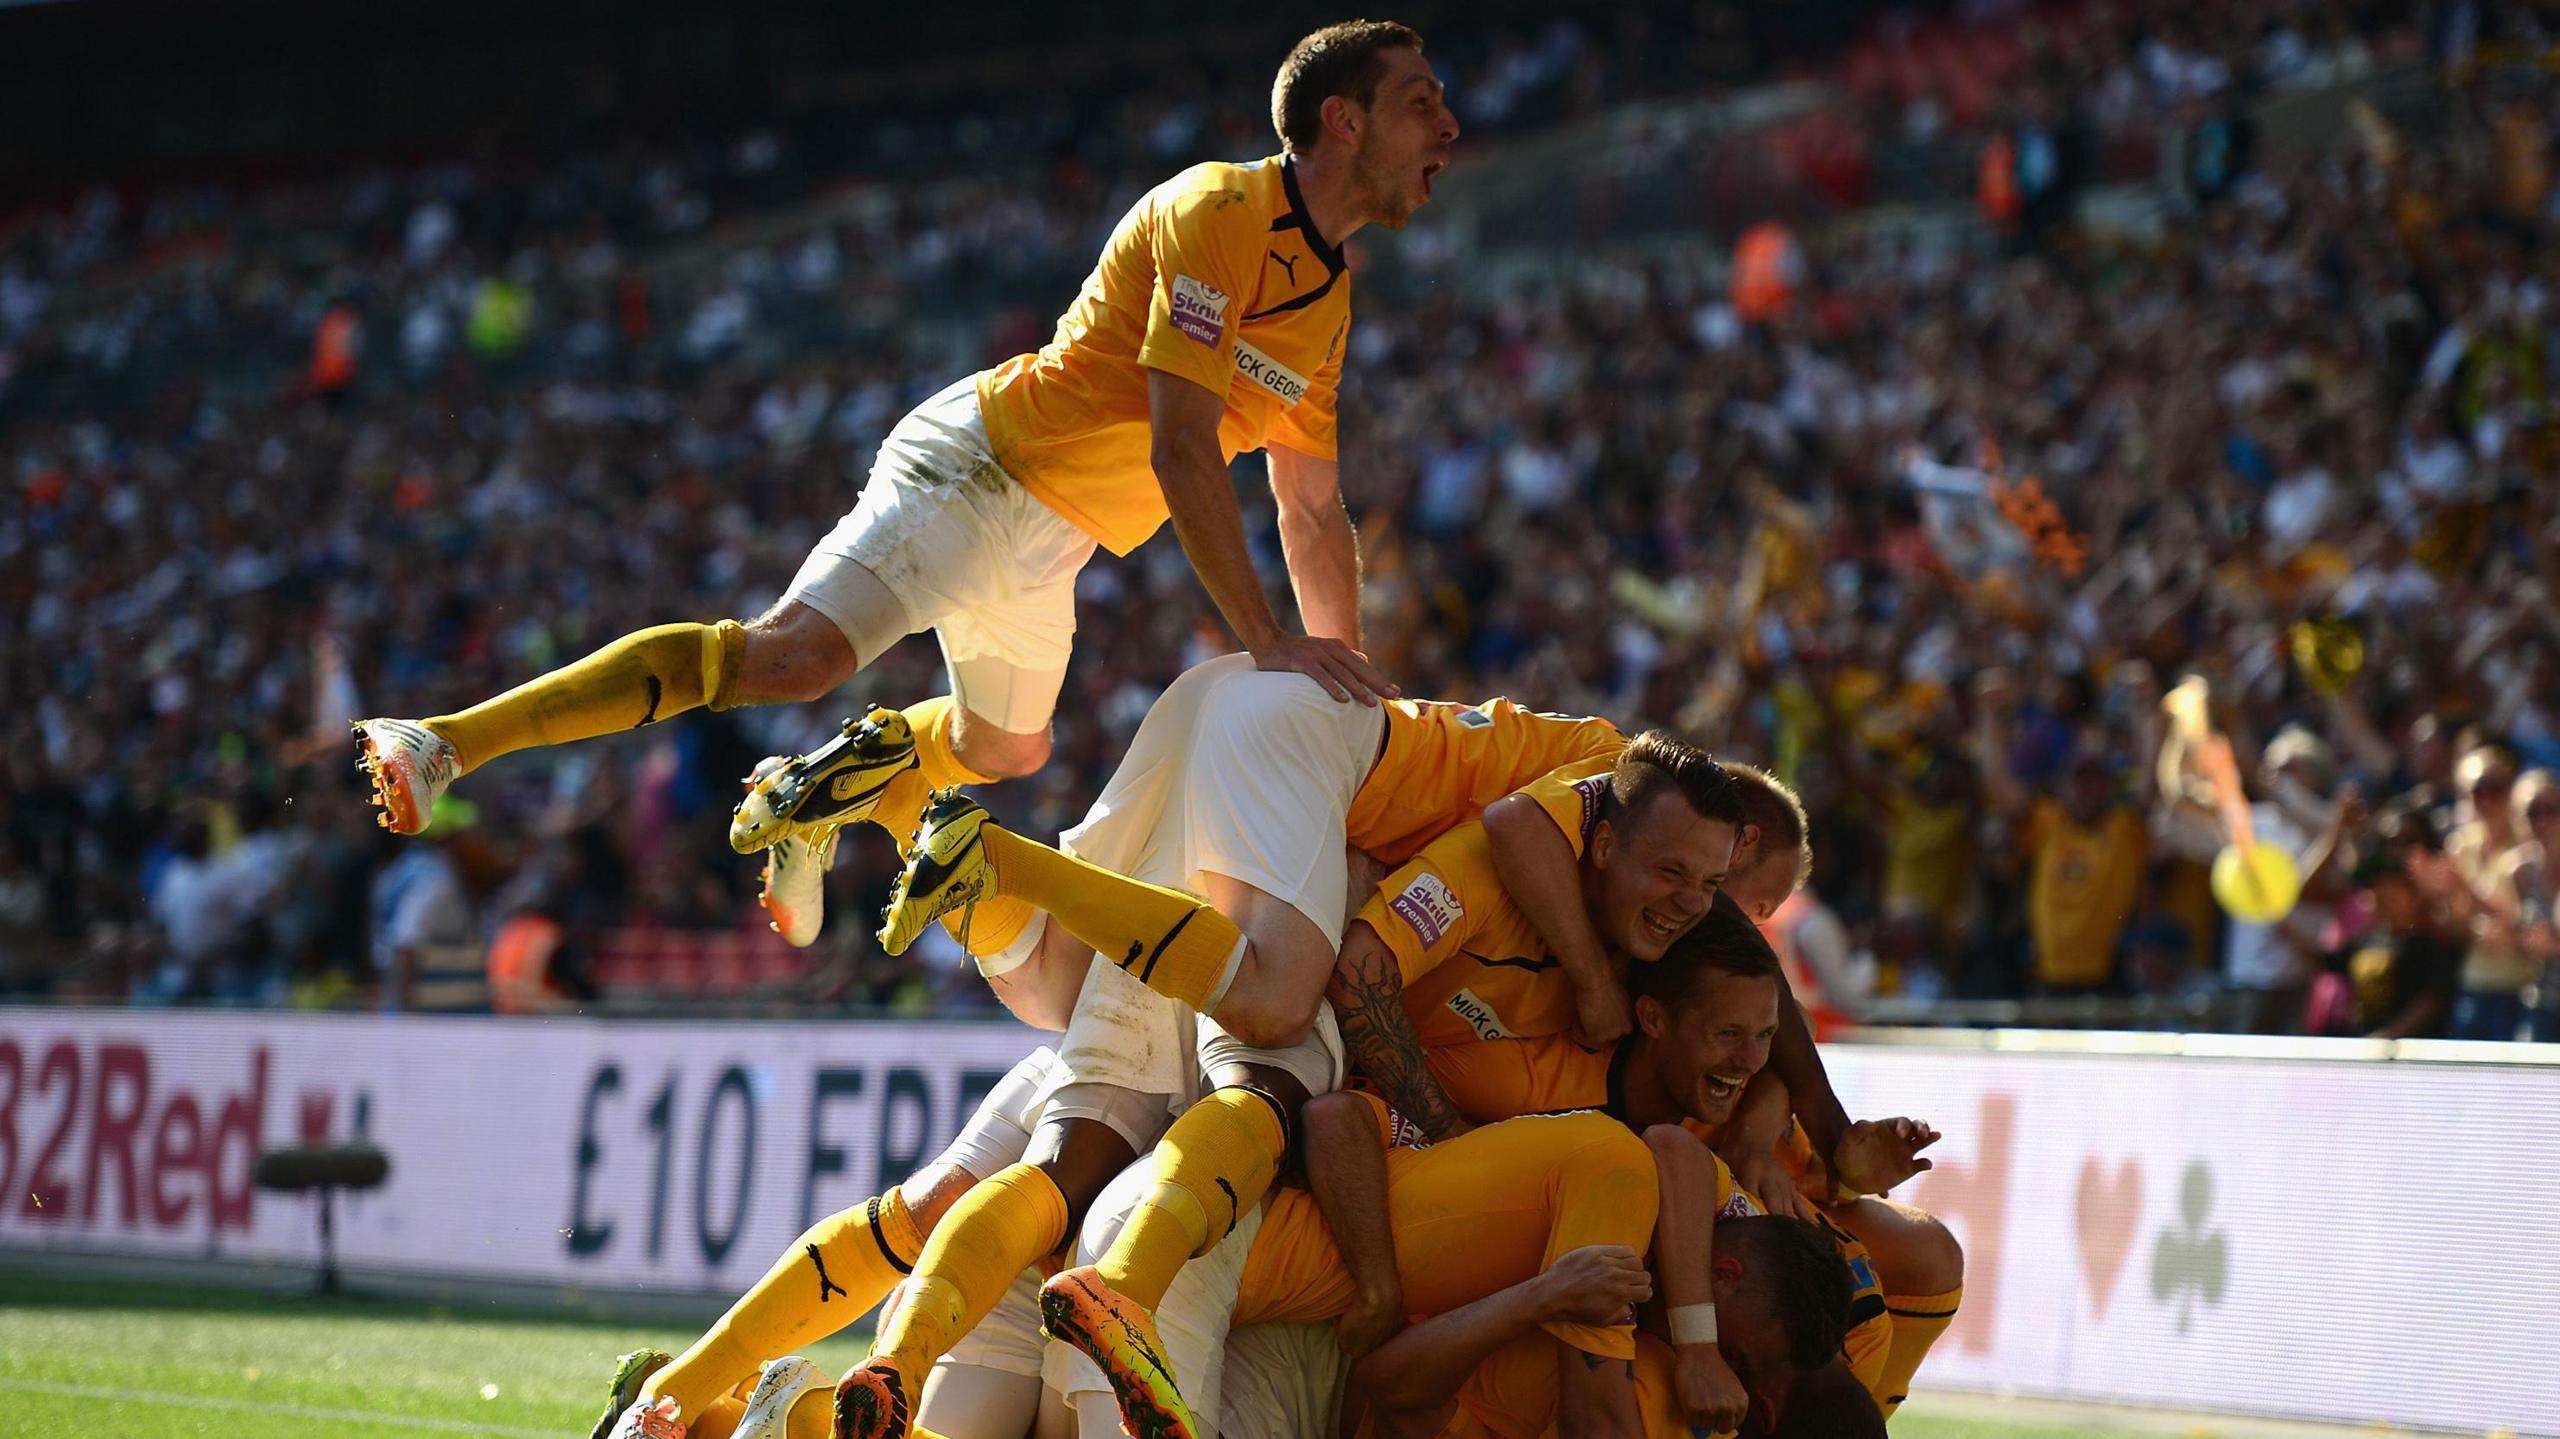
[3,0,2554,1040]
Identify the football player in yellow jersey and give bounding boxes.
[1327,733,1746,1141]
[1256,909,1860,1439]
[1479,757,1896,1232]
[1229,1095,1844,1439]
[1419,898,1963,1425]
[351,22,1454,907]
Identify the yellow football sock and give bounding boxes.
[882,696,1037,951]
[1878,1285,1962,1418]
[904,695,996,791]
[646,1190,923,1415]
[1098,1087,1284,1311]
[426,621,745,774]
[875,1163,1067,1380]
[980,827,1244,1010]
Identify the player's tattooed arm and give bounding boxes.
[1556,1336,1646,1439]
[1302,1092,1404,1365]
[1328,922,1473,1143]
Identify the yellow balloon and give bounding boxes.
[2212,842,2302,925]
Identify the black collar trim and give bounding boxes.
[1275,155,1347,277]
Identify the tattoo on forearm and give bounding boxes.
[1576,1349,1635,1378]
[1334,952,1469,1142]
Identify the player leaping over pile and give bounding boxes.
[354,22,1457,896]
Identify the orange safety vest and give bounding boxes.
[1978,134,2021,228]
[1731,221,1798,323]
[487,912,564,1014]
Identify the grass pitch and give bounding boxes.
[0,1267,2290,1438]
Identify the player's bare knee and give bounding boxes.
[1874,1200,1964,1294]
[1221,988,1321,1050]
[739,605,858,703]
[902,1162,982,1235]
[952,712,1050,779]
[1902,1208,1965,1293]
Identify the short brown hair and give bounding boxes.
[1628,893,1782,1012]
[1271,20,1426,155]
[1607,730,1746,831]
[1724,761,1811,886]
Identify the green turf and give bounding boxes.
[0,1269,2074,1437]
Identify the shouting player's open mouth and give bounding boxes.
[1639,906,1684,941]
[1700,1071,1748,1106]
[1422,159,1445,198]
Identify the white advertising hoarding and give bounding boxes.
[1823,1042,2560,1437]
[0,1008,1042,1295]
[1,1008,2552,1435]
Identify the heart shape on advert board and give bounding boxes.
[2074,1155,2143,1320]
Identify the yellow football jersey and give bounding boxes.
[1238,1097,1654,1362]
[1357,822,1577,1051]
[1345,700,1625,867]
[1515,752,1623,860]
[1419,1037,1898,1403]
[1426,1331,1698,1439]
[975,155,1348,555]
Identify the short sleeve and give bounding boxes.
[1515,755,1620,861]
[1354,826,1497,986]
[1135,186,1259,398]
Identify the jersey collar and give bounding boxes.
[1275,155,1348,279]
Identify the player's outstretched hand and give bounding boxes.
[1722,1144,1816,1223]
[1540,1244,1652,1328]
[1673,1339,1750,1435]
[1832,1117,1940,1197]
[1569,978,1634,1049]
[1252,633,1399,705]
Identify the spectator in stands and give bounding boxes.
[2445,746,2537,1039]
[9,0,2545,1037]
[368,796,479,1012]
[2512,770,2560,1040]
[2328,852,2465,1040]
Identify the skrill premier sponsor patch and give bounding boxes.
[1573,774,1610,839]
[1388,871,1464,948]
[1169,274,1228,347]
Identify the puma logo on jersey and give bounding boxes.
[1270,250,1301,284]
[1445,987,1516,1042]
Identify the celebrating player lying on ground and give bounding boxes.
[352,20,1456,883]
